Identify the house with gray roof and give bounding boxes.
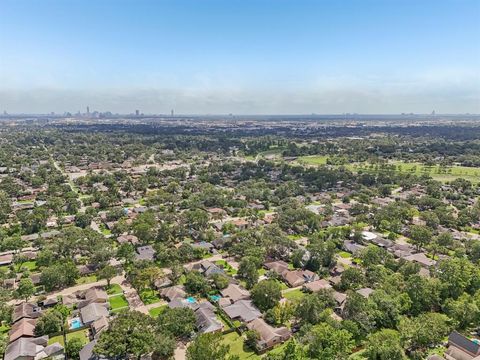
[80,303,109,325]
[445,331,480,360]
[4,336,64,360]
[223,300,261,323]
[195,303,223,334]
[135,245,156,261]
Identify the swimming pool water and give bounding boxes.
[70,318,82,329]
[210,295,221,301]
[186,297,197,304]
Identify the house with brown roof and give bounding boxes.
[12,303,42,323]
[220,284,250,302]
[247,318,291,352]
[160,285,187,301]
[8,318,36,342]
[116,234,139,245]
[303,279,332,293]
[78,287,108,309]
[264,260,289,275]
[403,252,436,268]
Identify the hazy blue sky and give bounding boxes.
[1,0,479,114]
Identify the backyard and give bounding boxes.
[48,329,89,347]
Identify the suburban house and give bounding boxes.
[444,331,480,360]
[4,336,64,360]
[223,300,262,323]
[195,302,223,334]
[80,302,109,326]
[356,288,374,299]
[403,252,436,268]
[78,287,108,309]
[135,245,156,261]
[281,270,319,288]
[264,260,289,275]
[303,279,332,293]
[247,318,291,352]
[343,240,365,255]
[185,260,224,277]
[220,284,250,303]
[160,285,187,301]
[8,318,36,343]
[12,303,42,323]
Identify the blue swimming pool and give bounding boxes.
[70,318,83,330]
[186,297,197,304]
[210,295,221,302]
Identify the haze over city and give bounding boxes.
[1,0,479,114]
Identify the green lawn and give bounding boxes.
[106,284,123,295]
[297,156,480,183]
[16,260,37,272]
[148,305,167,318]
[297,155,329,165]
[222,332,260,360]
[283,289,305,301]
[109,294,129,310]
[0,324,10,334]
[276,280,289,290]
[257,268,266,276]
[338,251,352,258]
[216,260,238,275]
[48,329,89,346]
[139,288,162,305]
[76,275,97,285]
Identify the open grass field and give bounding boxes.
[297,155,329,165]
[297,155,480,183]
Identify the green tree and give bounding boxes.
[245,330,260,351]
[444,293,480,330]
[398,312,451,353]
[34,309,64,336]
[238,256,259,289]
[65,337,84,360]
[435,257,474,299]
[405,275,442,315]
[338,267,365,291]
[295,290,335,325]
[408,225,432,250]
[157,307,196,339]
[186,332,232,360]
[210,273,230,290]
[15,278,36,302]
[300,323,354,360]
[94,311,174,359]
[251,280,282,312]
[365,329,406,360]
[98,265,117,287]
[184,271,210,295]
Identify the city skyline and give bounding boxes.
[1,0,479,114]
